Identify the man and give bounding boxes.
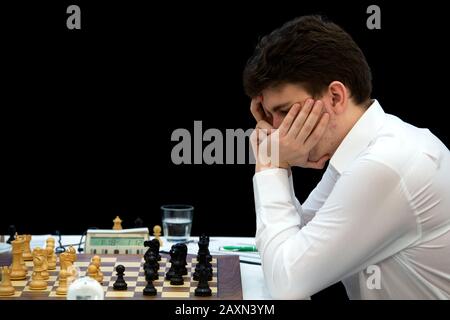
[244,15,450,299]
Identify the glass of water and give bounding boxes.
[161,204,194,242]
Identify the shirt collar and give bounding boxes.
[330,99,386,174]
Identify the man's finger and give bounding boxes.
[286,99,314,138]
[279,104,301,136]
[256,120,273,131]
[256,127,276,147]
[304,112,330,150]
[305,154,330,169]
[296,100,324,143]
[250,96,265,122]
[257,130,272,167]
[250,128,259,159]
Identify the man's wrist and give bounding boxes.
[256,162,290,173]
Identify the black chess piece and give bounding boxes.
[144,240,152,256]
[144,254,159,281]
[165,266,175,280]
[113,265,128,290]
[165,245,178,280]
[204,235,212,262]
[150,238,161,261]
[143,269,157,296]
[134,217,144,228]
[175,243,188,275]
[169,249,184,285]
[193,252,213,281]
[144,239,161,262]
[145,265,159,281]
[197,234,212,262]
[194,265,212,297]
[6,225,16,244]
[144,250,159,270]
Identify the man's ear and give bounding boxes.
[327,81,348,115]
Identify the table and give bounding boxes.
[1,235,272,300]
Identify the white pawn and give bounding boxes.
[153,225,163,246]
[0,266,15,296]
[56,269,69,296]
[45,238,57,270]
[87,264,98,280]
[91,256,103,283]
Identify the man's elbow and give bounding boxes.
[266,280,312,300]
[264,264,314,299]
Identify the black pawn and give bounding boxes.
[6,225,16,244]
[143,269,157,296]
[194,265,212,297]
[113,265,128,290]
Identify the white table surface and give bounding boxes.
[1,235,272,300]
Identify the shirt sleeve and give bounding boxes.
[289,166,339,227]
[253,159,419,299]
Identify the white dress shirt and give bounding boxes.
[253,100,450,299]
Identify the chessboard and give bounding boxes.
[0,253,242,300]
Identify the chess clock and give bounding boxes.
[85,228,149,255]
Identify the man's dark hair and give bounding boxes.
[243,15,372,105]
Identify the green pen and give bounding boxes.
[222,245,258,252]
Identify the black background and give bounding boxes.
[1,0,449,303]
[2,1,448,236]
